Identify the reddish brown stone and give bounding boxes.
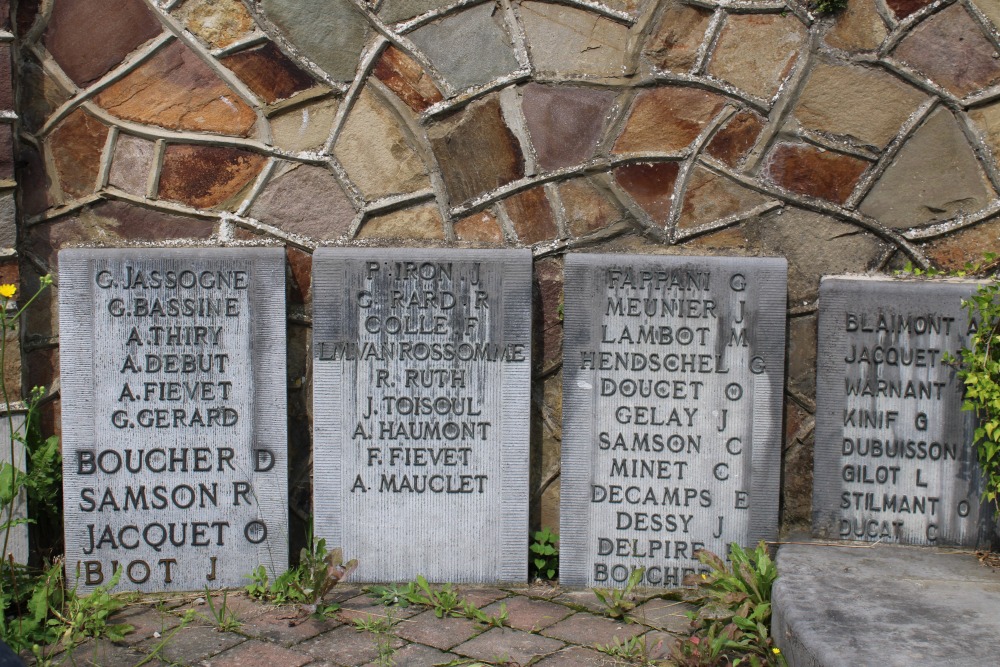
[285,246,312,305]
[454,210,504,243]
[15,0,38,36]
[25,200,215,270]
[886,0,934,19]
[893,5,1000,98]
[373,45,444,113]
[921,218,1000,271]
[684,225,748,250]
[521,83,616,171]
[428,95,524,205]
[764,143,869,204]
[48,108,109,199]
[614,87,725,154]
[0,0,11,31]
[95,40,257,137]
[44,0,162,86]
[0,123,13,180]
[534,256,563,369]
[613,161,680,225]
[221,42,316,104]
[0,258,16,286]
[503,186,559,244]
[678,166,769,229]
[158,144,265,209]
[0,44,12,110]
[706,111,765,168]
[250,164,355,241]
[558,178,625,237]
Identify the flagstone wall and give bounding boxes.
[11,0,1000,533]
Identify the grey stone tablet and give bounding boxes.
[59,248,288,592]
[560,254,787,588]
[814,277,993,547]
[312,249,531,583]
[1,410,27,564]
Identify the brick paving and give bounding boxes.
[28,584,697,666]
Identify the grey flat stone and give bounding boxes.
[773,543,1000,667]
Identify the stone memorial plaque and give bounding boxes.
[560,254,787,588]
[1,410,28,564]
[313,248,531,583]
[59,248,288,592]
[813,277,993,547]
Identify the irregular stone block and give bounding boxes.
[705,111,764,168]
[44,0,161,86]
[707,13,807,100]
[18,54,71,134]
[269,97,339,153]
[356,202,445,240]
[0,192,13,250]
[763,143,869,205]
[813,277,993,547]
[644,2,713,73]
[48,108,108,199]
[108,133,155,196]
[261,0,369,82]
[613,162,680,225]
[0,123,12,180]
[249,164,355,241]
[558,178,626,238]
[886,0,935,19]
[520,84,616,171]
[409,3,521,92]
[158,145,267,210]
[428,96,524,206]
[95,40,257,137]
[59,248,289,592]
[678,166,769,229]
[744,207,885,304]
[921,218,1000,272]
[824,0,888,53]
[894,4,1000,98]
[559,254,787,587]
[972,0,1000,28]
[312,248,532,582]
[25,201,216,270]
[334,88,429,201]
[860,107,994,229]
[534,255,564,370]
[520,2,629,78]
[373,45,443,113]
[502,186,558,244]
[793,62,927,150]
[379,0,455,23]
[221,42,316,105]
[454,210,504,243]
[173,0,255,49]
[0,44,12,110]
[614,87,725,155]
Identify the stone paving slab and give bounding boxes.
[773,543,1000,667]
[26,585,695,666]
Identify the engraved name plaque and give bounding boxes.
[313,249,531,583]
[59,248,288,592]
[560,254,787,588]
[814,277,993,547]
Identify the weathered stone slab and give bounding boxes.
[59,248,288,592]
[312,249,531,583]
[559,254,787,588]
[0,410,27,564]
[813,277,994,547]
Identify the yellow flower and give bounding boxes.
[772,647,781,655]
[0,284,16,298]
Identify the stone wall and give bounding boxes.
[11,0,1000,534]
